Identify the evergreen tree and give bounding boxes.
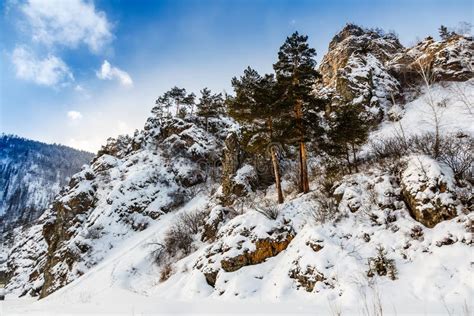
[153,87,195,118]
[327,105,369,173]
[168,87,186,115]
[439,25,453,41]
[228,67,285,203]
[153,93,173,117]
[196,88,224,131]
[183,92,196,115]
[273,31,323,193]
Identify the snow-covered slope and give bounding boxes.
[4,25,473,315]
[6,159,472,314]
[6,115,234,297]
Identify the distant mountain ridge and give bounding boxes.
[0,134,94,231]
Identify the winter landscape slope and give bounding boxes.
[3,25,473,315]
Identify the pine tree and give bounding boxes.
[168,87,186,115]
[439,25,453,41]
[154,87,195,118]
[196,88,224,131]
[327,105,369,173]
[273,31,322,193]
[228,67,285,203]
[153,94,173,118]
[183,92,196,116]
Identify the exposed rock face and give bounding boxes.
[400,155,458,228]
[319,24,403,121]
[220,132,258,205]
[320,24,403,88]
[289,261,325,292]
[389,35,474,85]
[195,212,294,287]
[220,235,294,272]
[318,24,474,122]
[6,211,50,297]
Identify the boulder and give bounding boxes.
[400,155,458,228]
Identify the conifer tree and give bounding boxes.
[439,25,452,41]
[273,31,322,193]
[154,87,195,118]
[196,88,224,131]
[168,87,186,115]
[327,105,369,173]
[153,94,172,117]
[228,67,285,203]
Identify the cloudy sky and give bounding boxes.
[1,0,472,152]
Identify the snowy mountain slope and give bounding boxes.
[4,25,473,315]
[8,82,473,313]
[6,161,471,314]
[0,135,93,230]
[6,115,234,297]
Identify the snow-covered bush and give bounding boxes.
[366,246,398,280]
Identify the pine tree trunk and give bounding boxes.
[300,141,309,193]
[345,145,352,174]
[270,145,284,204]
[351,143,359,173]
[294,98,310,193]
[267,118,284,203]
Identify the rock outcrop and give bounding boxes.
[195,212,294,287]
[318,24,474,122]
[389,35,474,85]
[400,155,458,228]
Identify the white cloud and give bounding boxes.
[21,0,113,53]
[67,110,83,121]
[12,46,74,87]
[74,85,85,92]
[97,60,133,87]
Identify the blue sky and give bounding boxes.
[1,0,472,152]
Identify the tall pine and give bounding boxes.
[273,32,322,193]
[196,88,224,131]
[228,67,285,203]
[327,105,369,173]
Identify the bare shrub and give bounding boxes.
[285,163,301,194]
[371,132,474,182]
[152,210,207,266]
[311,193,339,224]
[255,204,280,220]
[163,220,195,258]
[370,136,409,160]
[178,211,207,234]
[439,133,474,182]
[159,263,174,282]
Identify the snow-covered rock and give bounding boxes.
[400,155,458,228]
